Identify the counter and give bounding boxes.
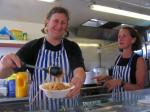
[82,88,150,112]
[0,96,28,103]
[1,88,150,112]
[0,97,28,111]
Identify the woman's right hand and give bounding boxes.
[0,53,22,78]
[92,75,111,85]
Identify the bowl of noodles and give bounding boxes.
[39,82,75,98]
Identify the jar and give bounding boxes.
[23,32,28,40]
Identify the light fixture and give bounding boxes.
[82,19,107,27]
[121,24,134,27]
[78,43,99,47]
[39,0,56,3]
[90,4,150,21]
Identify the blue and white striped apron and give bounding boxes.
[29,38,79,111]
[112,53,135,103]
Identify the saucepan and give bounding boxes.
[84,67,108,85]
[92,67,108,76]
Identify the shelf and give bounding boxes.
[0,40,27,48]
[0,96,28,103]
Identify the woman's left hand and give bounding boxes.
[104,79,122,92]
[65,77,83,98]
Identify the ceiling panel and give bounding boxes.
[0,0,149,28]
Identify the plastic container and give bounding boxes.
[10,29,23,40]
[0,87,7,96]
[0,79,7,87]
[23,32,28,40]
[7,79,15,97]
[15,72,28,98]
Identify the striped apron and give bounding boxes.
[112,53,135,103]
[29,38,79,111]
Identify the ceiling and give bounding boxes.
[0,0,150,28]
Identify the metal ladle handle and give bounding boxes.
[14,64,63,77]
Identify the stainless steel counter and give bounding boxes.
[0,96,28,103]
[82,88,150,112]
[0,88,150,112]
[0,97,28,112]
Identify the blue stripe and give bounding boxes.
[38,49,46,109]
[49,51,52,66]
[35,50,43,106]
[41,50,48,103]
[48,51,53,81]
[34,49,42,99]
[53,51,57,66]
[122,67,126,81]
[61,54,66,82]
[44,50,49,80]
[63,51,69,82]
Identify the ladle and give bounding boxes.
[14,63,63,77]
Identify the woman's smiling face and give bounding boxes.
[47,13,68,39]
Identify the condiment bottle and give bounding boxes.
[15,72,28,98]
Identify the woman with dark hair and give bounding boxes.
[93,26,146,93]
[0,6,85,111]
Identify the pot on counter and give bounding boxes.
[84,68,108,85]
[92,67,108,76]
[84,72,96,85]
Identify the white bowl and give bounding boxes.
[39,82,75,98]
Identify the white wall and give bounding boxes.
[80,46,100,71]
[0,20,44,40]
[101,43,119,68]
[68,38,112,71]
[0,47,19,57]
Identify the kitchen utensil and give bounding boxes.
[7,79,15,97]
[14,63,63,77]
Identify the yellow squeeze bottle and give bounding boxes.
[15,72,28,98]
